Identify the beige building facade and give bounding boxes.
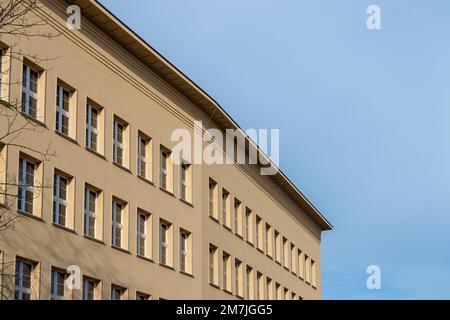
[0,0,332,300]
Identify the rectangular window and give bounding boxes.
[298,249,304,280]
[234,198,242,236]
[208,179,218,220]
[234,259,242,297]
[180,161,192,203]
[55,84,71,136]
[179,229,192,274]
[112,200,124,248]
[136,292,151,300]
[305,254,311,284]
[222,189,230,228]
[113,119,125,166]
[283,237,289,269]
[138,134,149,179]
[291,244,297,274]
[284,288,290,300]
[222,252,231,292]
[245,208,253,244]
[246,266,253,300]
[86,103,99,152]
[160,148,172,191]
[209,244,218,286]
[256,216,263,251]
[21,64,38,118]
[275,283,282,300]
[159,220,172,266]
[53,173,68,226]
[266,277,273,300]
[265,223,272,257]
[111,285,126,300]
[14,259,34,300]
[137,211,149,257]
[84,187,97,238]
[292,292,297,300]
[83,277,99,300]
[18,157,35,214]
[274,231,281,263]
[0,144,6,204]
[311,259,317,288]
[51,268,66,300]
[256,272,263,300]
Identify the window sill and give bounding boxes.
[52,223,76,234]
[209,215,220,224]
[223,225,232,233]
[20,112,47,128]
[180,270,194,278]
[54,130,78,145]
[223,289,233,296]
[112,245,131,255]
[83,235,105,245]
[137,175,154,187]
[159,187,175,198]
[235,294,244,300]
[283,266,290,272]
[17,210,44,222]
[209,283,220,290]
[136,255,154,264]
[85,147,106,160]
[275,260,282,267]
[246,240,255,247]
[113,162,132,174]
[235,233,244,241]
[257,248,265,255]
[179,198,193,208]
[159,262,175,271]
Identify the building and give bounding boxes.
[0,0,332,300]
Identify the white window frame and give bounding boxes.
[138,136,147,178]
[18,158,35,214]
[22,64,38,117]
[137,212,147,256]
[159,222,169,265]
[15,260,33,300]
[55,84,70,135]
[179,231,188,272]
[112,200,124,248]
[160,150,168,190]
[53,174,68,226]
[180,162,189,201]
[113,120,124,165]
[86,104,99,151]
[84,188,97,237]
[51,269,66,300]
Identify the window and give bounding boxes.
[222,252,231,292]
[180,161,192,203]
[160,147,172,192]
[83,277,99,300]
[311,259,317,288]
[266,277,273,300]
[136,292,151,300]
[159,220,172,266]
[256,272,263,300]
[222,189,230,228]
[84,187,98,238]
[111,285,126,300]
[256,216,263,251]
[283,237,289,269]
[18,157,36,214]
[0,47,4,95]
[305,254,311,284]
[246,266,254,300]
[113,118,126,166]
[245,208,253,244]
[138,134,150,179]
[21,63,39,118]
[15,259,35,300]
[275,283,282,300]
[284,288,290,300]
[179,229,192,274]
[55,83,72,136]
[292,292,297,300]
[209,244,218,286]
[51,268,66,300]
[234,259,242,297]
[53,173,68,226]
[291,244,297,275]
[274,230,281,263]
[265,223,273,257]
[86,103,100,153]
[112,200,124,248]
[298,249,304,280]
[0,144,6,204]
[234,198,242,236]
[208,179,218,220]
[137,210,152,258]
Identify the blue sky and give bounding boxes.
[99,0,450,299]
